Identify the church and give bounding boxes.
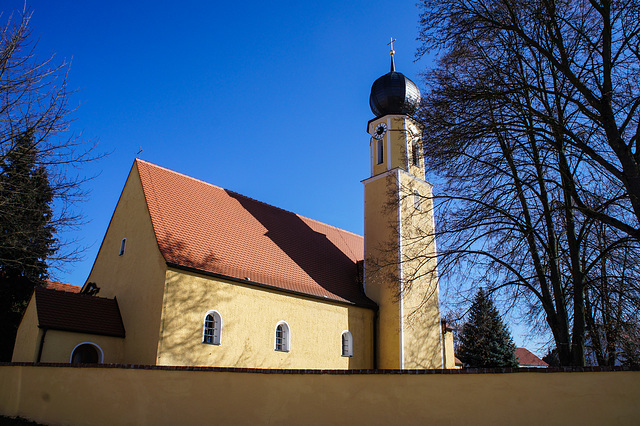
[12,49,456,370]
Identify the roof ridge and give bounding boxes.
[135,159,363,239]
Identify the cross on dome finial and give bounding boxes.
[387,37,397,72]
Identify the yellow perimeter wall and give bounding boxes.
[1,365,639,425]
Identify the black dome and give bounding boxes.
[369,71,421,117]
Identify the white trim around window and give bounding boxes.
[202,310,223,345]
[275,321,291,352]
[341,330,353,357]
[70,342,104,364]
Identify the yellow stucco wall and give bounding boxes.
[11,293,40,362]
[11,294,125,364]
[86,162,168,365]
[364,114,444,368]
[37,331,124,364]
[364,172,401,368]
[368,116,423,180]
[2,365,639,425]
[157,268,374,369]
[398,171,442,368]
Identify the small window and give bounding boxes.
[119,238,126,256]
[412,142,420,166]
[70,342,103,364]
[275,321,290,352]
[341,331,353,357]
[413,190,421,210]
[377,140,384,165]
[203,310,222,345]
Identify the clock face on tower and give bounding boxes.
[373,122,388,140]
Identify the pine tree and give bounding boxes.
[458,289,518,368]
[0,132,56,361]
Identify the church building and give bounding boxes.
[12,48,456,370]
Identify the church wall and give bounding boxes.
[86,162,168,365]
[364,172,401,368]
[11,293,40,362]
[397,171,443,368]
[2,365,639,425]
[37,331,124,364]
[156,268,375,369]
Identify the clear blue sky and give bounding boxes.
[5,0,427,284]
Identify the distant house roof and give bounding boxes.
[35,287,125,338]
[45,280,81,293]
[135,159,375,308]
[516,347,548,367]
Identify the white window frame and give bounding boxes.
[202,310,222,345]
[341,330,353,357]
[274,321,291,352]
[412,142,420,167]
[413,190,421,211]
[119,238,127,256]
[70,342,104,364]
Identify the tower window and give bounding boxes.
[275,321,290,352]
[377,140,384,165]
[341,331,353,357]
[413,190,421,211]
[203,310,222,345]
[119,238,126,256]
[412,142,420,166]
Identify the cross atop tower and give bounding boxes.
[387,37,397,72]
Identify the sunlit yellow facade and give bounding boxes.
[364,115,446,369]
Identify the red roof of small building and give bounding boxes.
[135,160,375,308]
[35,287,125,337]
[45,280,81,293]
[516,347,548,367]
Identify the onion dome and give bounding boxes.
[369,47,421,117]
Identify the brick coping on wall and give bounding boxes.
[1,362,638,374]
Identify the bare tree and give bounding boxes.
[418,0,640,239]
[406,0,640,366]
[0,8,100,360]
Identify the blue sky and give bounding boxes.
[4,0,427,284]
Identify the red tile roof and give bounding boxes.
[136,159,374,307]
[516,347,548,367]
[45,280,81,293]
[35,287,125,337]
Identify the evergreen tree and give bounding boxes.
[0,132,56,361]
[458,289,518,368]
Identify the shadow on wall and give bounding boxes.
[156,267,274,368]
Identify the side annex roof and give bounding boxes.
[35,287,125,338]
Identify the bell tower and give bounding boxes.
[363,40,444,369]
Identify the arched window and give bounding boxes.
[412,142,420,166]
[203,310,222,345]
[70,342,103,364]
[275,321,290,352]
[413,190,421,211]
[377,140,384,165]
[341,331,353,357]
[119,238,126,256]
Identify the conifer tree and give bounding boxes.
[0,132,56,361]
[458,289,518,368]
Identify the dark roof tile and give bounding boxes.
[35,287,125,337]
